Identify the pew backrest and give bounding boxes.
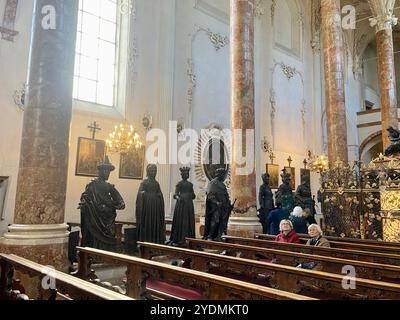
[0,253,133,300]
[255,234,400,254]
[139,241,400,300]
[76,246,314,300]
[223,236,400,266]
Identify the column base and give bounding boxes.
[0,224,70,271]
[227,208,262,238]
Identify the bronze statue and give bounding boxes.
[169,167,196,247]
[258,173,274,234]
[275,169,294,215]
[384,127,400,156]
[203,168,232,242]
[79,156,125,251]
[136,164,166,244]
[295,174,317,223]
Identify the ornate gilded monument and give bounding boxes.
[318,130,400,242]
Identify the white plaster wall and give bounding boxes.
[0,0,33,234]
[0,0,365,234]
[362,44,380,108]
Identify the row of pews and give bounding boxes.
[73,232,400,300]
[2,232,400,300]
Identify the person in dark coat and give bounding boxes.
[289,206,309,235]
[275,220,300,244]
[169,167,196,247]
[136,164,166,244]
[258,173,275,234]
[266,203,289,236]
[79,156,125,251]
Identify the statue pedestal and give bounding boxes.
[0,224,70,271]
[227,208,262,238]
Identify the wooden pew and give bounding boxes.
[0,253,133,300]
[222,236,400,266]
[138,241,400,300]
[185,238,400,283]
[255,234,400,254]
[280,233,400,248]
[76,246,313,300]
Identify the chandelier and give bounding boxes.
[309,154,329,173]
[106,121,143,154]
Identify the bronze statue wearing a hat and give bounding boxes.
[79,156,125,251]
[203,168,233,242]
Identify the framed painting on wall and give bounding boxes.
[300,168,311,184]
[284,167,296,190]
[119,146,146,180]
[266,164,279,189]
[75,137,106,177]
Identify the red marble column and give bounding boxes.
[321,0,348,165]
[375,28,398,149]
[228,0,261,238]
[0,0,78,270]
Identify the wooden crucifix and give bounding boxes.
[1,0,19,42]
[88,121,101,140]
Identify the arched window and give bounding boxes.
[73,0,118,107]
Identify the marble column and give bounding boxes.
[228,0,261,238]
[368,0,398,150]
[0,0,78,270]
[320,0,348,165]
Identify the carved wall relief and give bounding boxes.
[269,61,307,151]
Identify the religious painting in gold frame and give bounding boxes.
[300,169,311,184]
[266,164,279,189]
[284,167,296,190]
[119,146,146,180]
[75,137,106,177]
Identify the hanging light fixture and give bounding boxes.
[106,121,143,154]
[309,154,329,173]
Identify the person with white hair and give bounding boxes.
[306,224,330,248]
[275,219,300,244]
[296,223,330,270]
[289,206,309,234]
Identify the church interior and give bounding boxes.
[2,0,400,302]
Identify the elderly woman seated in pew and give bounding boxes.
[275,220,300,244]
[306,224,330,248]
[296,224,330,270]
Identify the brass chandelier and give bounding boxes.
[106,121,142,154]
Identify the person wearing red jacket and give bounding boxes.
[275,220,300,244]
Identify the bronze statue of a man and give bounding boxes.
[258,173,274,234]
[275,169,294,215]
[295,174,317,223]
[203,168,232,242]
[384,126,400,156]
[79,156,125,251]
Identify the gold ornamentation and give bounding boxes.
[106,121,142,154]
[382,218,400,242]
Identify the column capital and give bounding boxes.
[368,0,398,32]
